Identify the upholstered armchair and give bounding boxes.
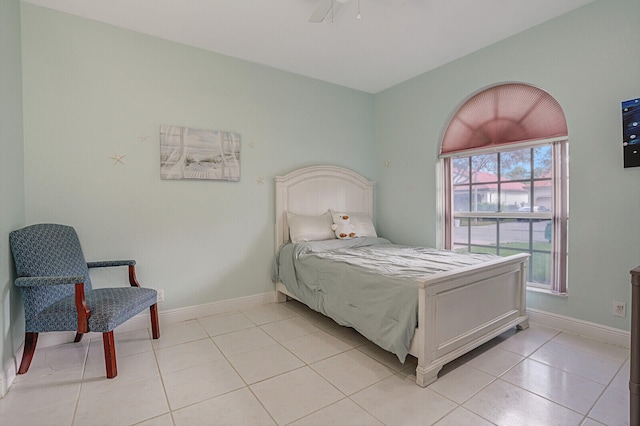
[9,223,160,379]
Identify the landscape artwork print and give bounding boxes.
[160,125,241,181]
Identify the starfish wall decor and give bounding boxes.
[109,152,127,166]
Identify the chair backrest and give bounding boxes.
[9,224,92,320]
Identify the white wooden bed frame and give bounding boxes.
[274,165,529,387]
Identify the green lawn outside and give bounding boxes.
[467,242,551,284]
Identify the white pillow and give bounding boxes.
[330,210,377,237]
[287,211,335,243]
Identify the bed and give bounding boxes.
[273,165,529,387]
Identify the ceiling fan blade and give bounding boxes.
[309,0,333,23]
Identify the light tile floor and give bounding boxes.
[0,300,631,425]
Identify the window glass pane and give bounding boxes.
[452,158,470,184]
[531,251,552,285]
[472,183,498,212]
[532,181,552,212]
[452,218,469,245]
[470,218,496,246]
[516,190,534,212]
[502,187,526,212]
[501,148,531,210]
[500,148,531,181]
[498,219,530,249]
[453,185,470,212]
[544,219,553,243]
[533,145,552,178]
[471,154,498,183]
[536,220,553,248]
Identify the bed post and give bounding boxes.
[630,266,640,426]
[274,175,286,303]
[516,261,529,330]
[415,283,441,387]
[275,288,287,303]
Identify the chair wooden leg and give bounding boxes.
[150,303,160,339]
[74,332,84,343]
[102,331,117,379]
[18,332,38,374]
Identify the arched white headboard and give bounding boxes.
[274,165,375,251]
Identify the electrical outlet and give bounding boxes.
[613,301,626,318]
[157,289,165,303]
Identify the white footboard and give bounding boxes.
[411,253,529,387]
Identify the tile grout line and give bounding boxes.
[149,326,176,426]
[69,338,91,426]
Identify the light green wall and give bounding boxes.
[374,0,640,330]
[0,0,26,381]
[20,3,375,312]
[8,0,638,380]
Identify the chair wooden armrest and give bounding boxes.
[74,283,91,334]
[87,260,136,268]
[87,260,140,287]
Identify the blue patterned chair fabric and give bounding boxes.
[9,223,159,378]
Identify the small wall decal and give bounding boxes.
[109,152,127,166]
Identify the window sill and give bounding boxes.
[526,284,567,297]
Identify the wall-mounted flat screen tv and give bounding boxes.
[623,97,640,168]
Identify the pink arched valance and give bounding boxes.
[440,83,568,156]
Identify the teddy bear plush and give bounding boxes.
[331,213,357,239]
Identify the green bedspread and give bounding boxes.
[272,237,496,362]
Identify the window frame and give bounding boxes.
[439,137,568,294]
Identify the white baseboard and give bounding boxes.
[1,291,276,398]
[527,308,631,349]
[0,358,16,398]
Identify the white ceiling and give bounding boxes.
[22,0,595,94]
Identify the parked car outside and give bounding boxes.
[517,205,549,221]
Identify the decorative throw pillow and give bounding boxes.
[331,212,357,239]
[330,210,377,237]
[287,211,335,243]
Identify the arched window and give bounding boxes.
[439,83,568,294]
